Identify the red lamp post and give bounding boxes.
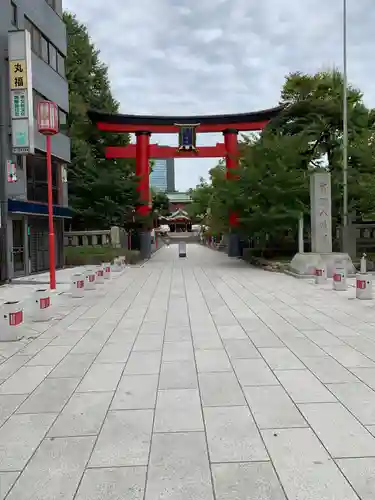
[37,101,59,290]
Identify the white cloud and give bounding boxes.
[63,0,375,190]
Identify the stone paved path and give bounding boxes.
[1,244,375,499]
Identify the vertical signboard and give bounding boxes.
[8,30,34,155]
[6,160,17,183]
[310,171,333,254]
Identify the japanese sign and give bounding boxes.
[310,172,332,253]
[11,117,30,154]
[176,123,199,151]
[8,30,34,155]
[318,181,330,242]
[9,60,27,89]
[6,160,17,183]
[11,90,28,118]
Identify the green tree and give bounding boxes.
[151,190,170,216]
[178,70,375,255]
[187,177,213,222]
[204,133,308,245]
[64,12,138,230]
[277,69,375,219]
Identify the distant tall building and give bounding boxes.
[150,158,175,192]
[166,158,175,192]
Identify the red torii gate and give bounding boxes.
[89,106,282,256]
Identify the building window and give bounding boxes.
[11,2,17,26]
[57,52,65,76]
[24,16,66,78]
[27,153,58,205]
[49,44,57,71]
[46,0,56,11]
[32,89,46,117]
[32,30,41,56]
[58,109,68,134]
[25,17,41,57]
[24,17,32,35]
[33,89,68,135]
[41,36,49,63]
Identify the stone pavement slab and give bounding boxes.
[2,244,375,499]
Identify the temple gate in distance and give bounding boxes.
[89,107,282,258]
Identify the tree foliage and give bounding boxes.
[189,69,375,249]
[151,190,170,216]
[277,70,375,220]
[64,12,138,230]
[187,178,213,222]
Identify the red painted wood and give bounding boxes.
[224,131,240,227]
[224,132,239,177]
[97,120,269,134]
[135,133,150,215]
[106,143,227,159]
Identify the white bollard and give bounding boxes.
[84,268,96,290]
[333,262,347,291]
[356,273,373,300]
[315,264,327,284]
[32,289,53,322]
[96,265,105,284]
[103,262,111,280]
[71,272,85,298]
[1,301,24,341]
[360,253,367,273]
[178,241,187,258]
[112,258,122,272]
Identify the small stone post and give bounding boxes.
[110,226,121,248]
[298,214,304,254]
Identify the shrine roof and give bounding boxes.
[167,192,192,202]
[88,106,284,130]
[159,208,191,222]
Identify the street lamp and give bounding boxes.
[342,0,349,251]
[37,101,59,289]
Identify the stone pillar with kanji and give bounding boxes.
[290,170,355,277]
[310,171,332,253]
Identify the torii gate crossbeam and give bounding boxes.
[89,106,283,258]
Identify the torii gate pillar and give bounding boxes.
[136,131,151,259]
[224,129,241,257]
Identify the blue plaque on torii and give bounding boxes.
[175,123,199,151]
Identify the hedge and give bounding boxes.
[64,246,141,266]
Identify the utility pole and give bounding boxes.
[0,52,9,282]
[342,0,349,252]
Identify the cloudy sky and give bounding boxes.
[64,0,375,191]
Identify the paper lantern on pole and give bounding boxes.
[36,99,59,290]
[37,100,59,136]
